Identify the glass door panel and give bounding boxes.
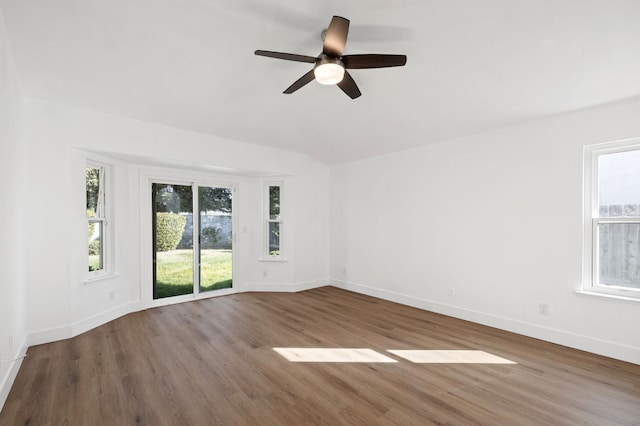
[199,186,233,292]
[152,183,194,299]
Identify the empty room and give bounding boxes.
[1,1,639,424]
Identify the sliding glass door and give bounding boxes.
[198,186,233,293]
[152,182,233,300]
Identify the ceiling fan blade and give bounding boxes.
[255,50,317,63]
[323,16,349,57]
[283,69,316,94]
[342,54,407,69]
[337,71,361,99]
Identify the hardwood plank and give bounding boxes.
[1,286,639,425]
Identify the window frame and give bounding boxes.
[263,181,284,260]
[583,138,640,300]
[86,160,113,280]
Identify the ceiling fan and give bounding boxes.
[255,15,407,99]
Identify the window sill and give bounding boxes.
[84,272,119,284]
[575,289,640,303]
[258,257,288,262]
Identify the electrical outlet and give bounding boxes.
[263,270,268,278]
[342,268,347,276]
[447,287,455,297]
[538,303,549,315]
[109,290,115,300]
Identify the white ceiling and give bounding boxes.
[2,0,640,164]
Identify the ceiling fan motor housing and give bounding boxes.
[315,53,344,67]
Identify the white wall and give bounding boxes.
[2,15,639,413]
[22,99,330,344]
[0,7,27,408]
[330,96,640,364]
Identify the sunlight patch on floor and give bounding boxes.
[387,350,516,364]
[273,348,398,363]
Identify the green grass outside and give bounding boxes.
[89,256,100,271]
[155,249,232,299]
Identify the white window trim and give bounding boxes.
[86,160,114,281]
[262,181,285,261]
[581,138,640,301]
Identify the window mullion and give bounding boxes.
[193,184,200,296]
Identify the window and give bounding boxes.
[265,182,282,258]
[584,139,640,299]
[86,162,110,276]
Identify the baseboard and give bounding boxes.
[0,335,28,412]
[27,324,72,347]
[71,301,141,337]
[330,279,640,365]
[27,301,142,347]
[242,279,328,293]
[24,279,325,346]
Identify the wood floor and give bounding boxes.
[2,287,639,425]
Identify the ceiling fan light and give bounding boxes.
[314,63,345,85]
